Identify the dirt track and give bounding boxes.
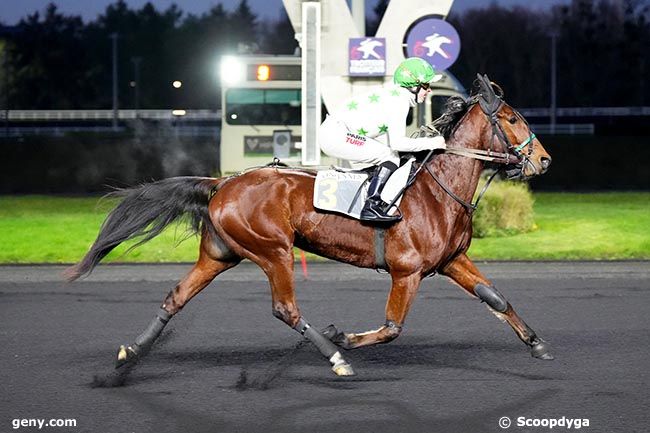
[1,262,648,433]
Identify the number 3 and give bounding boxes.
[318,179,338,208]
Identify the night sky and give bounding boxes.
[0,0,570,24]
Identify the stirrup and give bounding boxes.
[360,213,400,223]
[360,203,401,222]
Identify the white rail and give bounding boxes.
[520,106,650,117]
[1,109,221,121]
[529,123,595,135]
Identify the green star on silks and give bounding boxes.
[378,124,389,133]
[357,127,368,136]
[368,94,380,103]
[347,101,358,110]
[390,89,400,97]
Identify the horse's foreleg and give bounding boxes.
[260,255,355,376]
[442,253,553,360]
[116,237,239,368]
[330,273,422,349]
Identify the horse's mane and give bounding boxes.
[431,95,471,140]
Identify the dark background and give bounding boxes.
[0,0,648,192]
[1,0,648,109]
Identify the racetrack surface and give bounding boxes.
[1,262,648,433]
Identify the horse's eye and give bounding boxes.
[508,116,518,124]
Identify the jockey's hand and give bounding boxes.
[421,135,446,150]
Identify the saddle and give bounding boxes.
[313,158,415,220]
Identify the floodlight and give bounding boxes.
[220,56,245,86]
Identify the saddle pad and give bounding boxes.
[313,159,413,219]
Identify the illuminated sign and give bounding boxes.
[246,64,301,81]
[348,37,386,77]
[257,65,270,81]
[404,17,460,70]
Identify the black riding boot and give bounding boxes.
[360,162,401,223]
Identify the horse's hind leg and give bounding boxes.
[325,272,422,349]
[441,253,554,360]
[116,233,239,368]
[257,253,355,376]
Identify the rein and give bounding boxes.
[424,164,501,214]
[444,146,521,165]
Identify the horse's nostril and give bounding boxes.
[540,156,552,171]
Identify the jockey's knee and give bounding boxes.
[272,301,300,327]
[383,320,403,342]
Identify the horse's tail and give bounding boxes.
[65,176,223,282]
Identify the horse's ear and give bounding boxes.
[476,73,495,103]
[480,74,503,98]
[491,82,504,98]
[475,73,502,114]
[475,73,489,95]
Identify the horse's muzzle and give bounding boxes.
[511,154,552,179]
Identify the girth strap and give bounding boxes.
[374,227,386,269]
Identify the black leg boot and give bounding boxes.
[360,162,401,223]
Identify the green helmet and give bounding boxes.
[394,57,437,88]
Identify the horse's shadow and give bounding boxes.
[88,333,555,390]
[87,336,562,433]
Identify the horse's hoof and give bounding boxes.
[329,351,355,376]
[332,362,355,377]
[116,345,138,369]
[530,339,554,360]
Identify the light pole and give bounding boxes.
[131,56,142,116]
[110,33,119,131]
[550,31,558,135]
[171,81,185,138]
[2,48,8,136]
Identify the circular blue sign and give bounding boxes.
[404,17,461,71]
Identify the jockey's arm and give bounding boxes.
[386,113,446,152]
[389,134,446,152]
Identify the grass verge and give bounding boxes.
[1,192,648,263]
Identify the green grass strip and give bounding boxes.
[469,192,650,260]
[1,192,648,263]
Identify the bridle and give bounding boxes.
[412,75,538,214]
[445,86,537,177]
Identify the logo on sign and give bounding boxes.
[404,17,460,70]
[349,37,386,77]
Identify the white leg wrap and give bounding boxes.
[329,351,355,376]
[329,351,345,366]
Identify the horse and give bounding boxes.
[66,74,553,376]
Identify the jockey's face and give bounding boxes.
[416,85,431,104]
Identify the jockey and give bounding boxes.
[319,57,446,222]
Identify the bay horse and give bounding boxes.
[66,75,553,376]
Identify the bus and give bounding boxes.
[219,54,466,174]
